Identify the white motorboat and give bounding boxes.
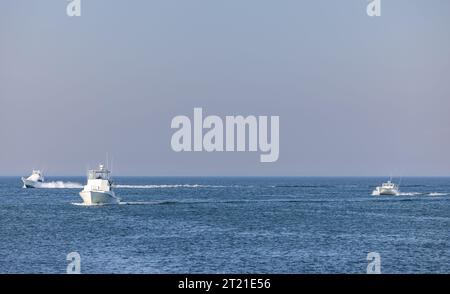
[373,180,400,196]
[21,170,44,188]
[79,164,120,205]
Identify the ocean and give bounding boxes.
[0,177,449,273]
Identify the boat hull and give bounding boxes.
[79,190,120,205]
[375,187,399,195]
[21,177,41,188]
[379,190,398,195]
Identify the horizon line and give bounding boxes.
[2,175,450,178]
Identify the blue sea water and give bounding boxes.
[0,176,449,273]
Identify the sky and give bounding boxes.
[1,0,450,176]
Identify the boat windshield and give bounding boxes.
[88,170,110,180]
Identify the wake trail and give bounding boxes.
[114,184,228,189]
[37,181,83,189]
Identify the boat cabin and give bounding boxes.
[88,165,111,180]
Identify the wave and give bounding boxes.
[372,190,422,196]
[72,194,450,207]
[119,201,178,205]
[72,198,334,207]
[114,184,227,189]
[273,185,336,188]
[428,192,449,196]
[72,200,179,206]
[398,192,422,196]
[274,185,320,188]
[71,202,118,206]
[71,202,92,206]
[38,181,83,189]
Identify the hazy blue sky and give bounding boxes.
[1,0,450,176]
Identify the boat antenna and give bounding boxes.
[111,156,114,175]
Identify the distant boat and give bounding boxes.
[373,180,400,196]
[21,170,44,188]
[79,164,120,205]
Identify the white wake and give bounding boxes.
[114,184,226,189]
[371,191,449,197]
[71,201,162,206]
[428,192,449,196]
[397,192,422,196]
[372,190,422,196]
[371,190,381,196]
[38,181,83,189]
